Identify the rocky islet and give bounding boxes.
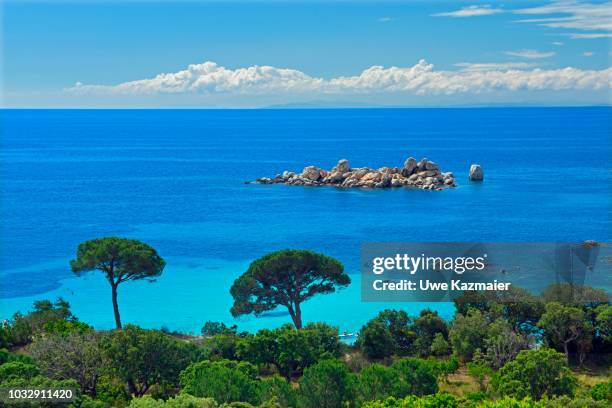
[253,158,459,190]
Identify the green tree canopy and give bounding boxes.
[449,309,488,361]
[361,394,458,408]
[357,364,397,403]
[230,249,350,329]
[492,348,577,400]
[237,323,342,379]
[179,359,260,404]
[70,237,166,329]
[356,309,415,359]
[474,318,533,369]
[453,286,544,333]
[101,325,199,397]
[28,330,103,396]
[542,284,609,307]
[389,358,439,397]
[298,359,355,408]
[594,304,611,343]
[357,320,396,360]
[412,309,448,357]
[538,302,591,362]
[430,333,451,356]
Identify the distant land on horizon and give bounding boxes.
[3,103,612,110]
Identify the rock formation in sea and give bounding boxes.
[252,158,456,190]
[469,164,484,181]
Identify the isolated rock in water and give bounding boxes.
[250,157,457,191]
[469,164,484,181]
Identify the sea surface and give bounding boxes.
[1,108,610,334]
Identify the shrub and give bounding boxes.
[95,374,130,407]
[390,358,438,397]
[0,361,40,382]
[492,348,577,400]
[466,362,493,392]
[543,395,608,408]
[476,396,544,407]
[594,304,611,343]
[538,302,591,362]
[298,359,355,408]
[449,309,488,362]
[238,323,341,379]
[5,298,79,347]
[590,382,611,402]
[412,310,448,357]
[361,394,458,408]
[0,349,34,365]
[259,375,296,408]
[201,321,238,337]
[179,360,260,404]
[102,325,200,397]
[475,319,533,369]
[129,394,219,407]
[454,287,545,333]
[357,363,397,402]
[28,330,103,396]
[357,320,396,360]
[430,333,451,356]
[204,333,242,360]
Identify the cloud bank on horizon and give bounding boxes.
[4,0,611,107]
[67,59,612,100]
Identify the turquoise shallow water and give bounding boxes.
[1,108,610,333]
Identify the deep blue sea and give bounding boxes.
[1,108,610,334]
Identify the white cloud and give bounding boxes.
[67,60,612,99]
[583,51,595,56]
[377,17,393,22]
[552,41,565,45]
[504,49,556,59]
[436,2,612,40]
[568,32,612,39]
[432,5,504,18]
[454,62,539,71]
[513,1,612,32]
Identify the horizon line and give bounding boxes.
[2,104,612,110]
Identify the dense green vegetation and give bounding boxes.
[0,243,609,407]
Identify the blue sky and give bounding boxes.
[2,0,611,107]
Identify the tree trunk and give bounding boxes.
[563,341,569,363]
[286,303,303,330]
[294,302,302,329]
[111,284,122,330]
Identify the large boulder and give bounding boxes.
[417,158,429,171]
[301,166,322,181]
[329,172,345,184]
[336,159,350,174]
[425,161,439,171]
[362,172,381,182]
[403,157,417,176]
[469,164,484,181]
